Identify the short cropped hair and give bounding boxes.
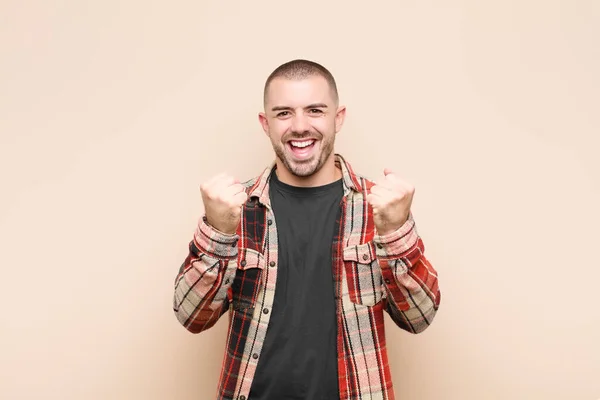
[263,59,339,105]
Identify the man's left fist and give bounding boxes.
[367,168,415,236]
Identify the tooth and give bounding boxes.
[291,140,313,148]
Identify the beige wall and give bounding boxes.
[1,1,598,399]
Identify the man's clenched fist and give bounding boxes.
[367,168,415,236]
[200,173,248,235]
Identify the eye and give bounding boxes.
[309,108,323,114]
[276,111,290,117]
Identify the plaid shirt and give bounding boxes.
[173,154,441,400]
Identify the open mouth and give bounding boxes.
[287,139,317,159]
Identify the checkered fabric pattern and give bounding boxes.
[173,154,441,400]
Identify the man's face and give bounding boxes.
[259,75,345,178]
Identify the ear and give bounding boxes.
[258,112,269,135]
[334,105,346,133]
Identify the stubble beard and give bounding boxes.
[271,130,335,178]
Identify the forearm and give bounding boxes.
[172,217,239,333]
[373,214,441,333]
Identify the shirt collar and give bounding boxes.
[247,153,362,208]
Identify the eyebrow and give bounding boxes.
[271,103,329,112]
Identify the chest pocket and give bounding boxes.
[229,196,267,312]
[342,241,384,306]
[230,248,265,312]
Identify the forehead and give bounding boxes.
[265,75,335,107]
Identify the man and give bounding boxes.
[173,59,441,400]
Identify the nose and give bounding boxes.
[291,112,310,133]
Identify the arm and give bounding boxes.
[172,217,239,334]
[373,214,441,333]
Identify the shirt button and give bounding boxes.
[240,260,246,267]
[263,308,269,314]
[362,254,369,260]
[225,278,230,284]
[267,219,273,225]
[377,243,383,249]
[385,278,391,284]
[252,353,258,359]
[269,261,276,267]
[239,396,246,400]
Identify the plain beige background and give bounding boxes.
[1,1,599,399]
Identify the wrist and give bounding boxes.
[373,213,418,256]
[195,216,239,259]
[376,214,409,236]
[204,215,237,235]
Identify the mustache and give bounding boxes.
[283,131,323,142]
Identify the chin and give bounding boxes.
[274,142,331,178]
[287,158,322,177]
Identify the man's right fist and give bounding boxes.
[200,173,248,235]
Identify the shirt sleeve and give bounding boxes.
[373,213,441,333]
[172,216,240,333]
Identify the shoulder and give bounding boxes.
[234,167,269,191]
[239,176,261,201]
[336,155,376,194]
[238,164,275,194]
[355,171,376,186]
[347,170,377,195]
[241,176,260,190]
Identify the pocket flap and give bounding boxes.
[342,242,376,263]
[238,248,265,270]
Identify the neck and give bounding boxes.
[275,155,341,188]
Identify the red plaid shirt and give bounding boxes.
[173,154,441,400]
